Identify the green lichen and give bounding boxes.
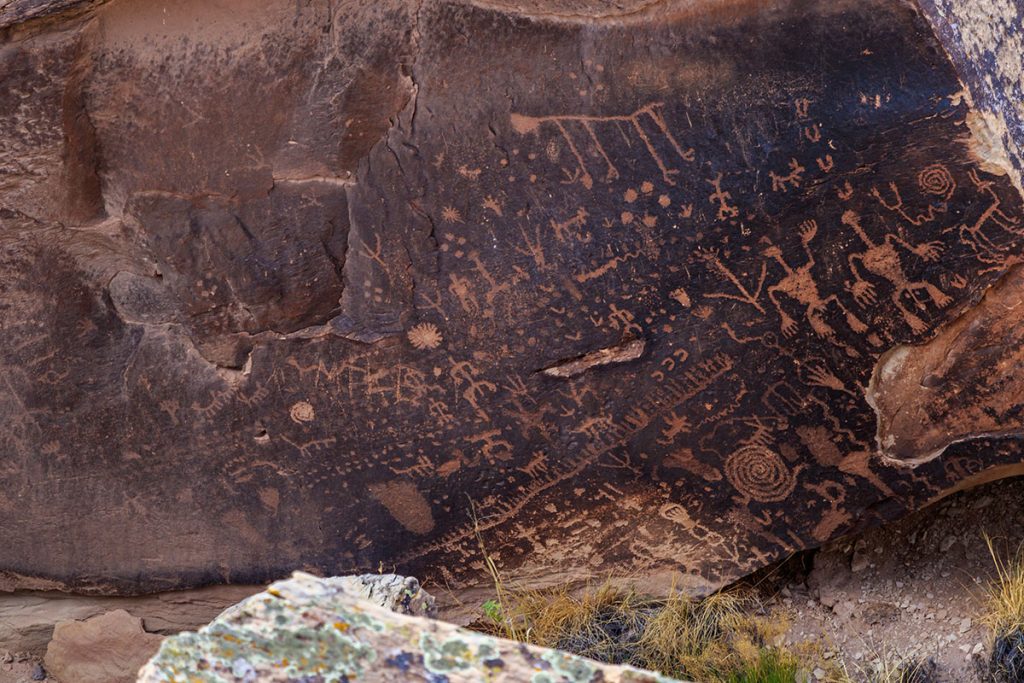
[141,573,686,683]
[421,632,476,672]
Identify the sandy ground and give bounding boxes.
[757,476,1024,682]
[0,654,54,683]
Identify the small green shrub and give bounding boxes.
[724,649,800,683]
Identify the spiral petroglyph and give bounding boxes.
[918,163,956,199]
[724,444,796,503]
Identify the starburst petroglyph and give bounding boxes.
[407,322,443,350]
[441,206,463,223]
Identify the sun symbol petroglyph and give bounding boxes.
[289,401,315,424]
[724,443,796,503]
[407,322,443,350]
[441,206,463,223]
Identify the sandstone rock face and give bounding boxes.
[2,0,1024,600]
[44,609,163,683]
[138,572,680,682]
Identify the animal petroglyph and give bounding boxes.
[510,103,694,188]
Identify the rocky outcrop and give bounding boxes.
[44,610,162,683]
[216,573,437,621]
[0,586,261,655]
[138,572,680,682]
[2,0,1024,603]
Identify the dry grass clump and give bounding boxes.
[981,535,1024,638]
[474,578,797,681]
[470,508,797,680]
[977,535,1024,682]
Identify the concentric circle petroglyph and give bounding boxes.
[724,444,796,502]
[918,163,955,199]
[289,401,315,424]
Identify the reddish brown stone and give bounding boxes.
[0,0,1023,601]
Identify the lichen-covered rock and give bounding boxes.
[137,572,682,683]
[219,573,437,620]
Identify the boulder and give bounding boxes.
[0,585,261,656]
[1,0,1024,602]
[44,610,163,683]
[137,572,680,682]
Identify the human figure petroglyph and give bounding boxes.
[450,361,497,422]
[657,409,691,445]
[707,173,740,220]
[841,209,950,333]
[448,273,480,315]
[762,220,868,339]
[515,222,548,270]
[510,102,694,188]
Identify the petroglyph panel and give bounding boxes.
[1,0,1024,598]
